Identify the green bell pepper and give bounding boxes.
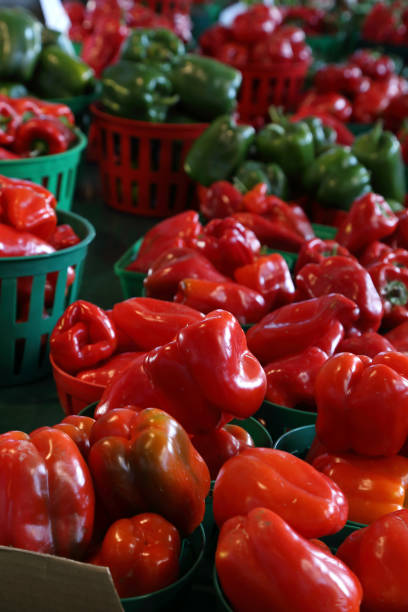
[185,115,255,186]
[352,122,406,203]
[42,27,76,57]
[300,116,337,155]
[0,8,42,82]
[234,160,289,199]
[0,82,28,97]
[171,55,242,122]
[32,46,95,98]
[101,60,178,122]
[121,28,185,66]
[255,113,314,178]
[303,146,358,192]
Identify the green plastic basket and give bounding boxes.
[48,87,100,120]
[306,32,348,62]
[257,400,317,441]
[347,122,374,137]
[0,210,95,386]
[114,238,145,299]
[312,222,337,240]
[0,130,87,211]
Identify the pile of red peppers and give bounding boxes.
[0,95,77,159]
[362,2,408,46]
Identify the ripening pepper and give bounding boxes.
[33,45,95,98]
[295,256,384,332]
[312,451,408,525]
[53,414,95,458]
[101,60,178,121]
[171,55,242,122]
[213,448,348,537]
[88,407,210,534]
[185,115,255,186]
[50,300,118,374]
[0,427,94,559]
[264,346,328,408]
[234,160,289,199]
[294,238,354,274]
[337,332,394,357]
[336,192,399,254]
[192,424,254,479]
[90,513,181,598]
[352,122,406,204]
[234,253,295,310]
[121,27,185,66]
[246,293,359,364]
[217,508,362,612]
[0,8,42,82]
[337,509,408,612]
[144,247,229,300]
[175,278,267,324]
[315,351,408,456]
[95,310,267,434]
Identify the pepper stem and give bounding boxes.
[369,120,384,147]
[384,280,408,306]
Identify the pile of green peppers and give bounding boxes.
[101,28,242,123]
[0,7,95,99]
[185,108,407,208]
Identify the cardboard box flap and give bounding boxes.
[0,546,124,612]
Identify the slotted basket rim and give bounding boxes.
[0,128,87,166]
[235,59,311,73]
[90,103,209,131]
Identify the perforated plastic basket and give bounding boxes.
[91,104,208,216]
[0,130,87,211]
[0,210,95,386]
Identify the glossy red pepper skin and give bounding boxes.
[198,181,242,220]
[144,247,229,301]
[336,193,398,254]
[192,424,254,479]
[232,4,282,44]
[386,321,408,352]
[2,183,57,241]
[48,224,80,250]
[349,49,395,81]
[111,297,204,351]
[54,414,95,458]
[263,197,314,241]
[13,117,76,157]
[0,223,55,256]
[234,253,295,310]
[315,351,408,456]
[264,346,328,408]
[215,42,249,67]
[314,64,368,98]
[0,101,20,146]
[295,238,353,274]
[232,211,305,251]
[362,3,396,43]
[50,300,118,374]
[217,508,362,612]
[368,262,408,329]
[193,218,261,277]
[96,310,267,433]
[386,94,408,132]
[299,92,353,122]
[0,147,20,159]
[337,331,394,357]
[127,211,202,273]
[90,513,181,598]
[359,240,392,267]
[0,428,94,559]
[353,76,405,124]
[8,97,74,124]
[337,509,408,612]
[175,278,267,324]
[213,448,348,537]
[88,408,210,534]
[76,352,142,386]
[246,293,359,364]
[0,176,57,209]
[296,256,384,332]
[199,25,231,56]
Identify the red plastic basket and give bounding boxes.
[91,104,208,216]
[144,0,191,15]
[238,61,310,123]
[51,355,104,416]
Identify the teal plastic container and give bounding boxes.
[114,238,145,299]
[312,222,337,240]
[257,400,317,441]
[0,210,95,386]
[347,123,373,137]
[48,88,100,121]
[306,32,348,62]
[0,130,87,211]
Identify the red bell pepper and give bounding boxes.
[234,253,295,310]
[215,42,248,67]
[199,25,231,56]
[30,99,75,125]
[7,97,43,119]
[144,247,229,301]
[0,147,20,160]
[81,25,128,78]
[246,293,359,364]
[264,346,328,409]
[0,176,57,209]
[362,3,396,43]
[386,209,408,251]
[0,224,55,257]
[198,181,242,220]
[96,310,267,434]
[299,92,353,122]
[398,120,408,164]
[336,193,398,254]
[194,217,261,277]
[368,261,408,329]
[0,100,20,146]
[192,424,254,479]
[47,224,80,250]
[314,64,369,98]
[76,352,142,385]
[359,240,392,267]
[295,256,384,332]
[315,351,408,456]
[353,76,406,124]
[127,211,202,273]
[386,321,408,352]
[213,447,348,537]
[232,211,305,251]
[231,4,282,44]
[175,278,267,324]
[337,331,394,357]
[1,183,57,241]
[50,300,118,374]
[88,407,210,534]
[0,427,94,558]
[337,509,408,612]
[385,94,408,132]
[54,414,95,458]
[90,513,181,598]
[63,1,85,24]
[313,451,408,525]
[263,196,314,241]
[216,507,362,612]
[13,117,76,157]
[349,49,396,81]
[294,238,353,274]
[111,297,204,351]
